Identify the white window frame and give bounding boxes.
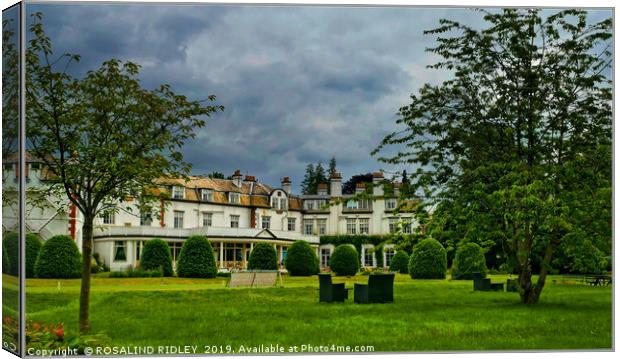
[346,218,357,234]
[280,198,288,211]
[173,211,184,229]
[320,245,334,267]
[114,241,127,262]
[385,198,397,210]
[262,215,271,229]
[287,218,296,231]
[202,212,212,227]
[230,215,240,228]
[101,211,115,225]
[304,220,314,235]
[361,244,376,268]
[359,218,370,234]
[304,201,315,210]
[389,217,398,233]
[402,218,413,234]
[201,189,213,202]
[229,192,241,204]
[172,186,185,199]
[346,200,358,209]
[384,245,396,268]
[317,219,327,235]
[139,210,152,226]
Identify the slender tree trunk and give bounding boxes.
[79,215,94,333]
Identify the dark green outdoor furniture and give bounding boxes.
[585,275,612,286]
[473,272,491,291]
[354,273,395,304]
[318,274,348,302]
[473,272,505,291]
[506,278,519,292]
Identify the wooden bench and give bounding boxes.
[227,270,282,288]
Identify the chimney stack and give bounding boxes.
[330,172,342,197]
[281,176,292,194]
[232,169,243,187]
[355,182,366,194]
[317,183,328,196]
[372,172,384,196]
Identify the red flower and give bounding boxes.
[55,328,64,339]
[32,322,41,331]
[3,316,13,325]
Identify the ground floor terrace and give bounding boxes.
[92,226,320,271]
[4,273,612,352]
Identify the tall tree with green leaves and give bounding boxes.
[328,156,337,176]
[314,162,327,190]
[301,163,315,195]
[25,13,223,331]
[373,9,611,304]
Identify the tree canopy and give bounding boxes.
[374,9,611,304]
[24,12,223,330]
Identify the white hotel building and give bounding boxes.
[3,157,417,272]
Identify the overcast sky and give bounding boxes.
[27,4,611,192]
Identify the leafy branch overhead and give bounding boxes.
[23,12,224,332]
[373,9,611,304]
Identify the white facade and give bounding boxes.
[4,161,415,272]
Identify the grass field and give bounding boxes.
[3,273,613,352]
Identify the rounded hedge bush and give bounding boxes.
[284,240,319,276]
[329,244,360,276]
[34,235,81,279]
[408,238,447,279]
[451,242,487,280]
[3,232,44,277]
[248,243,278,270]
[140,238,173,276]
[176,236,217,278]
[389,250,410,274]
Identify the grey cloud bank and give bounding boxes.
[28,4,611,192]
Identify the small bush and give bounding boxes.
[284,241,319,276]
[176,236,217,278]
[34,235,81,279]
[408,238,447,279]
[329,244,360,276]
[140,239,173,276]
[248,243,278,270]
[389,250,410,274]
[451,242,487,280]
[2,232,43,277]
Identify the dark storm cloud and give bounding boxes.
[27,4,612,192]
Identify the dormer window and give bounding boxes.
[201,189,213,202]
[271,196,288,210]
[229,192,241,204]
[172,186,185,199]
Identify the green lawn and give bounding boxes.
[7,273,613,352]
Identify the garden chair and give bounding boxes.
[473,272,504,291]
[354,273,395,304]
[318,274,348,303]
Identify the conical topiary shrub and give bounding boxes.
[451,242,487,280]
[248,243,278,270]
[2,232,43,277]
[389,250,410,274]
[329,244,360,276]
[34,235,81,279]
[408,238,447,279]
[284,241,319,276]
[140,238,173,276]
[176,236,217,278]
